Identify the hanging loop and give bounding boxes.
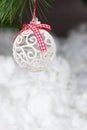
[32,0,37,24]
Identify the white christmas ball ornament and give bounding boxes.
[13,22,56,72]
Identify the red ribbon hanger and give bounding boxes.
[14,0,51,52]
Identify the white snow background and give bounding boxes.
[0,24,87,130]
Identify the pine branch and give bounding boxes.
[0,0,54,26]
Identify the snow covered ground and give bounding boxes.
[0,24,87,130]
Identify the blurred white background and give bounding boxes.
[0,24,87,130]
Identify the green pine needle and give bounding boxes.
[0,0,54,26]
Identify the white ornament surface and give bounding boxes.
[1,24,87,130]
[13,29,56,72]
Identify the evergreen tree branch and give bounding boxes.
[0,0,54,26]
